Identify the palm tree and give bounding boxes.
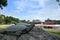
[0,0,7,9]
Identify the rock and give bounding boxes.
[0,26,60,40]
[19,27,60,40]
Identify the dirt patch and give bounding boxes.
[0,25,11,29]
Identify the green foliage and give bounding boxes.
[45,18,52,22]
[0,14,20,24]
[32,19,41,22]
[45,18,60,24]
[51,32,60,35]
[21,20,26,23]
[0,28,5,30]
[0,14,31,24]
[0,0,7,9]
[4,16,11,24]
[4,16,20,24]
[53,20,60,24]
[56,0,60,5]
[56,0,60,2]
[0,14,5,24]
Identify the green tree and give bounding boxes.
[56,0,60,5]
[21,20,26,23]
[27,20,30,23]
[52,20,60,24]
[4,16,20,24]
[32,19,41,22]
[0,14,5,24]
[4,16,11,24]
[0,14,20,24]
[56,0,60,2]
[45,18,52,22]
[0,0,7,9]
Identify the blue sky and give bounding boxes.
[1,0,60,21]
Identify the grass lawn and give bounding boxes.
[51,32,60,35]
[43,28,60,36]
[0,24,11,30]
[0,28,6,30]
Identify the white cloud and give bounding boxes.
[13,0,47,9]
[2,0,60,21]
[13,0,60,20]
[13,1,26,11]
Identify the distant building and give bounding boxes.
[43,22,54,25]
